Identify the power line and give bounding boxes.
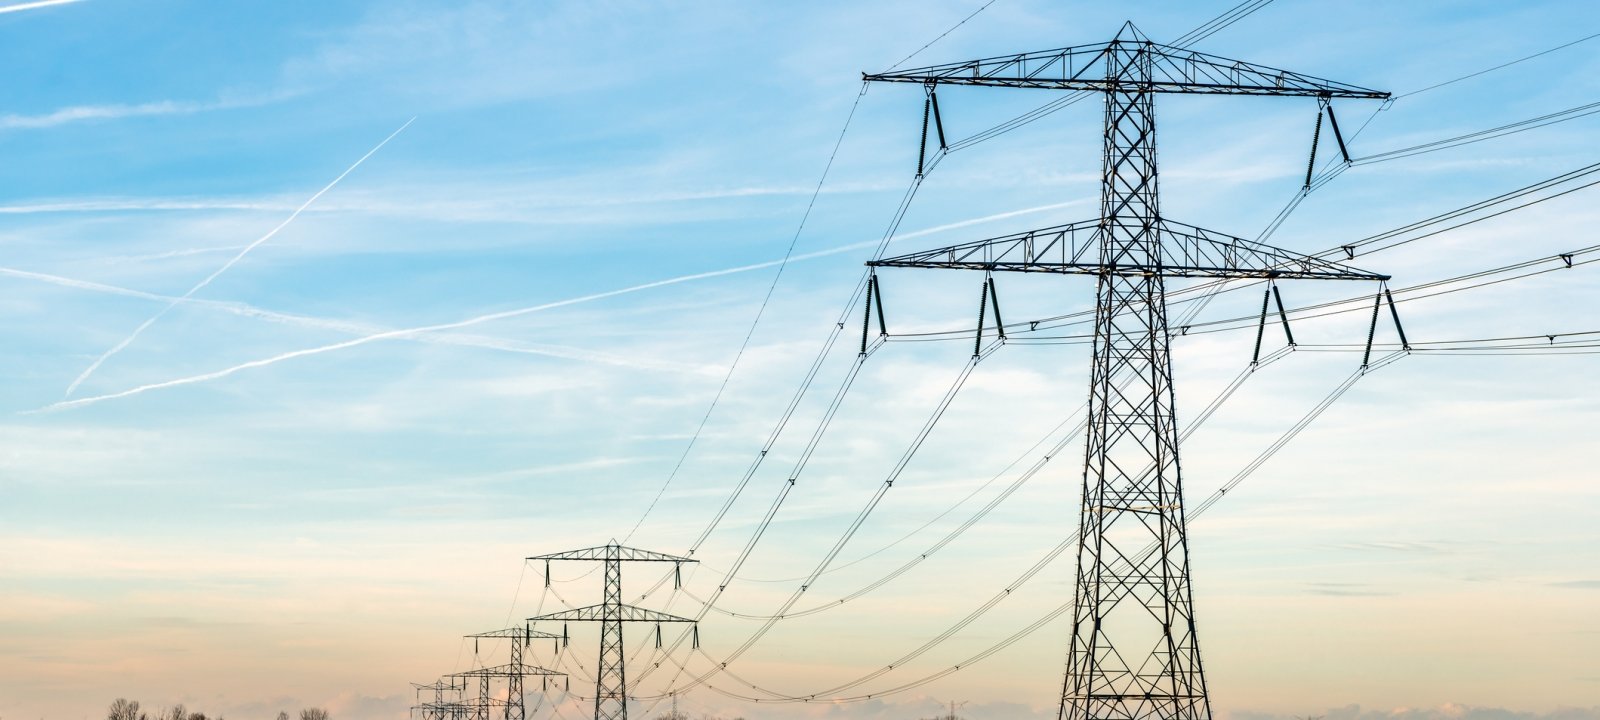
[636,11,1600,707]
[451,5,1600,713]
[1397,29,1600,100]
[1353,99,1600,165]
[942,0,1278,152]
[884,0,1004,73]
[623,86,871,544]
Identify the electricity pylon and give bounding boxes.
[412,679,468,720]
[459,627,566,720]
[528,542,699,720]
[452,663,565,720]
[862,23,1389,720]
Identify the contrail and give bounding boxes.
[0,266,168,303]
[33,197,1090,413]
[62,117,416,397]
[0,0,82,14]
[2,264,703,375]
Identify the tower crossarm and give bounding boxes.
[864,36,1387,99]
[451,663,566,679]
[528,603,696,624]
[867,218,1388,281]
[466,627,561,640]
[860,21,1392,720]
[527,543,695,563]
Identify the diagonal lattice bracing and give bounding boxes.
[867,219,1388,281]
[528,542,698,720]
[862,26,1386,99]
[462,628,563,720]
[861,21,1389,720]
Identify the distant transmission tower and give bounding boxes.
[862,23,1389,720]
[455,627,566,720]
[528,542,699,720]
[412,678,468,720]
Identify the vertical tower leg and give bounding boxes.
[1060,38,1210,720]
[597,543,627,720]
[508,634,525,720]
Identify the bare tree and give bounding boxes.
[299,709,331,720]
[108,699,144,720]
[277,712,290,720]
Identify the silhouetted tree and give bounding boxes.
[299,708,331,720]
[108,699,147,720]
[277,712,290,720]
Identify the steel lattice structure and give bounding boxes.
[452,664,566,720]
[863,23,1389,720]
[461,627,565,720]
[412,679,468,720]
[529,542,697,720]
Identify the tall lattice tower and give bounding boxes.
[862,24,1389,720]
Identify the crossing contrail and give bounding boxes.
[61,117,416,397]
[2,264,703,375]
[33,197,1090,413]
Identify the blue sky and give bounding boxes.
[2,2,1599,720]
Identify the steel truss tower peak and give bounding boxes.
[863,24,1389,720]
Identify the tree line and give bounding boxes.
[107,699,331,720]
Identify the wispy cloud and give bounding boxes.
[0,0,82,15]
[0,198,285,214]
[1550,579,1600,589]
[32,198,1093,413]
[107,244,250,262]
[61,117,416,397]
[0,94,291,130]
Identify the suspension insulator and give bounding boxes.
[1304,106,1324,189]
[918,94,931,177]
